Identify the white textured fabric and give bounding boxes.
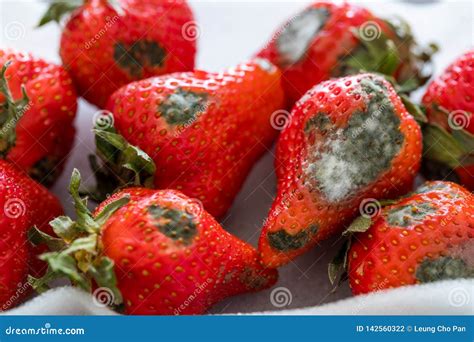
[4,279,473,315]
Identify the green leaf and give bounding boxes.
[341,29,400,78]
[94,195,130,227]
[343,216,373,235]
[28,270,62,294]
[61,234,98,255]
[89,126,156,202]
[69,168,99,233]
[0,61,30,157]
[88,257,123,305]
[38,0,82,27]
[27,226,66,251]
[328,239,351,285]
[400,94,427,123]
[422,124,465,169]
[49,216,80,241]
[40,252,91,291]
[452,128,474,153]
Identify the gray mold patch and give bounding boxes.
[276,7,329,67]
[302,78,404,202]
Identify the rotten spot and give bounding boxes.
[416,256,474,283]
[276,7,329,67]
[302,77,404,202]
[147,204,197,245]
[268,224,318,251]
[386,202,437,228]
[159,88,208,126]
[114,40,166,77]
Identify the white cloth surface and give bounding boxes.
[0,0,473,315]
[4,279,473,315]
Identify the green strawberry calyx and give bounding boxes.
[0,61,30,158]
[87,123,156,202]
[38,0,123,27]
[336,17,438,94]
[28,168,130,307]
[327,199,398,287]
[422,106,474,175]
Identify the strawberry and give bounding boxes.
[421,50,474,191]
[259,73,422,268]
[0,50,77,186]
[257,1,437,105]
[39,0,197,108]
[90,59,285,218]
[343,181,474,294]
[0,160,63,310]
[32,169,278,315]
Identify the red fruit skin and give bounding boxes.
[423,50,474,134]
[106,59,285,218]
[0,160,62,310]
[61,0,196,108]
[96,188,278,315]
[422,50,474,189]
[257,1,394,105]
[259,73,422,268]
[348,181,474,295]
[0,49,77,186]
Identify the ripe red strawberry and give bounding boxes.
[0,50,77,186]
[345,181,474,294]
[0,160,63,310]
[32,169,278,315]
[91,59,285,218]
[39,0,197,108]
[421,50,474,191]
[257,1,436,105]
[259,73,422,268]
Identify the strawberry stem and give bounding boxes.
[37,0,83,27]
[86,124,156,202]
[0,61,30,158]
[28,169,129,306]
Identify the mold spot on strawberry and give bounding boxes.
[114,40,167,77]
[302,78,404,202]
[416,256,474,283]
[159,88,208,126]
[276,7,329,67]
[386,202,437,228]
[148,204,197,245]
[268,224,318,251]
